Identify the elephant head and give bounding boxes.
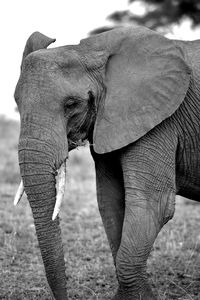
[14,27,191,299]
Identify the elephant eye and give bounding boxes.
[63,96,82,118]
[64,97,77,108]
[64,97,79,111]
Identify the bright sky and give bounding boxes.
[1,0,200,120]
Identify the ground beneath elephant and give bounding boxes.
[0,116,200,300]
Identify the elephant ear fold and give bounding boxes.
[93,27,191,154]
[21,32,56,66]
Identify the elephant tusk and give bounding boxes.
[52,160,67,220]
[14,180,24,205]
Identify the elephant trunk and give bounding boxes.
[18,138,68,299]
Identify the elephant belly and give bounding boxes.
[178,181,200,201]
[172,73,200,201]
[176,149,200,201]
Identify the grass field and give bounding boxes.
[0,116,200,299]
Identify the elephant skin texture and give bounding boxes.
[14,26,200,299]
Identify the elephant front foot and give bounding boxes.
[112,284,157,300]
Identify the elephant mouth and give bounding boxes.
[14,159,67,220]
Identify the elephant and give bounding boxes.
[14,25,200,300]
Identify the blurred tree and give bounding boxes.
[91,0,200,34]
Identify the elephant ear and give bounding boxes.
[21,32,56,67]
[86,27,191,154]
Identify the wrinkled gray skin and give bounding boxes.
[15,27,200,300]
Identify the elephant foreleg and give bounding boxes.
[115,204,159,300]
[91,148,125,263]
[114,132,177,300]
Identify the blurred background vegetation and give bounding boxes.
[91,0,200,34]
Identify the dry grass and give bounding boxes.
[0,116,200,299]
